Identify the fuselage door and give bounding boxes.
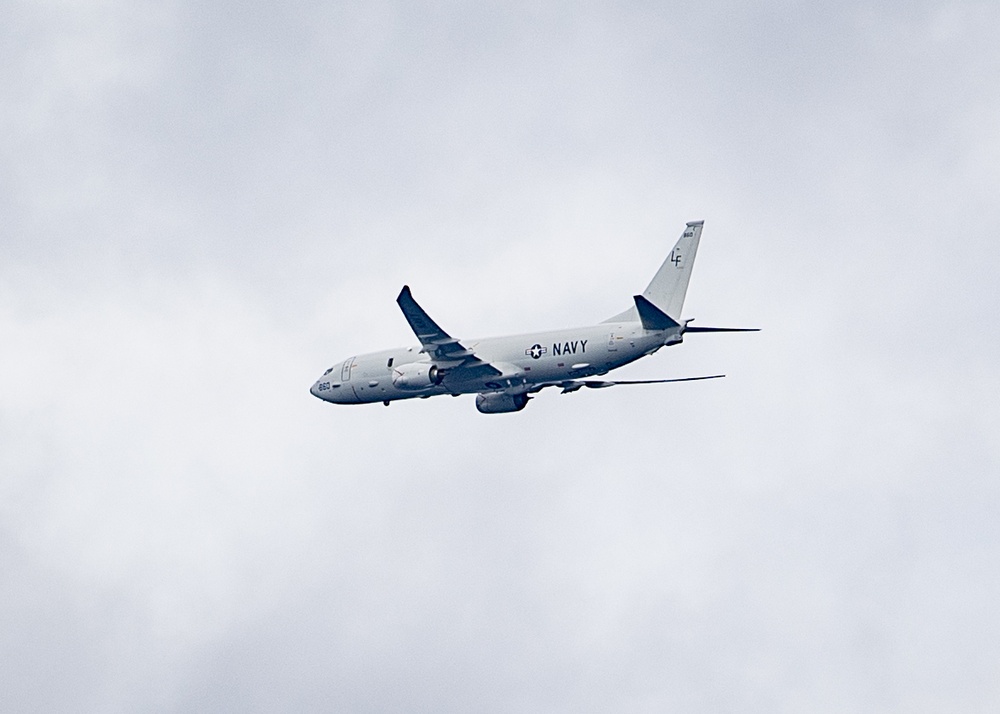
[341,357,356,381]
[607,331,618,352]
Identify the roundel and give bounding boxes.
[525,343,546,360]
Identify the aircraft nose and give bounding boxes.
[310,381,323,399]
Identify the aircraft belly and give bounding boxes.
[336,327,661,402]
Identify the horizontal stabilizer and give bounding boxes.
[684,326,760,333]
[634,294,680,330]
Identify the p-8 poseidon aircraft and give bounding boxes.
[310,221,756,413]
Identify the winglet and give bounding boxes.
[633,294,681,330]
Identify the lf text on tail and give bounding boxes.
[310,221,758,414]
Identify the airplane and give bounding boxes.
[310,221,757,413]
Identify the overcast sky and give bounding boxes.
[3,1,999,711]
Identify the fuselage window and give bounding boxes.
[387,357,394,368]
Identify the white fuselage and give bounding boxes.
[308,221,753,412]
[310,321,679,405]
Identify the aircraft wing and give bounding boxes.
[528,374,725,394]
[396,286,502,377]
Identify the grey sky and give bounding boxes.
[2,1,999,711]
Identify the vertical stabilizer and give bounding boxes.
[603,221,704,323]
[642,221,702,320]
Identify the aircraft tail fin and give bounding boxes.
[603,221,704,323]
[641,220,703,319]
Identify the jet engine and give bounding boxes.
[391,363,443,390]
[475,392,529,414]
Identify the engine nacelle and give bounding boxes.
[391,362,442,390]
[475,392,530,414]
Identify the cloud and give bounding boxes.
[2,1,999,711]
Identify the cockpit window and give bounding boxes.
[323,367,334,376]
